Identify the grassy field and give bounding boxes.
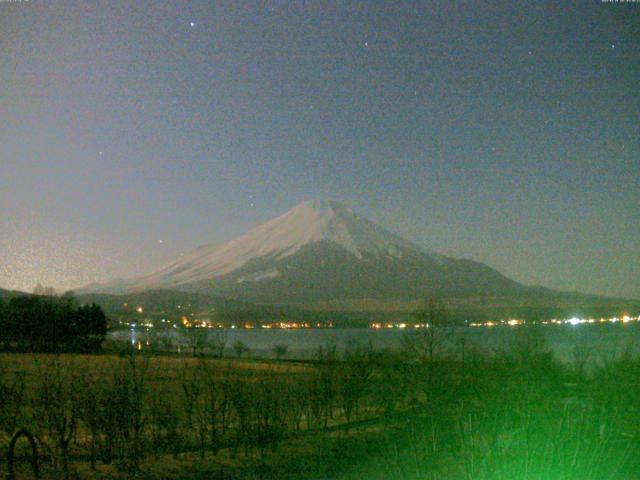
[2,327,640,479]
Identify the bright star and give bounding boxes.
[190,21,195,28]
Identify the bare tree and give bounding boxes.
[33,284,58,297]
[338,342,374,425]
[105,354,150,470]
[209,329,228,358]
[233,340,250,359]
[273,343,288,360]
[403,297,451,364]
[31,356,79,479]
[183,327,208,357]
[0,361,25,442]
[148,381,181,459]
[180,361,209,459]
[307,344,338,429]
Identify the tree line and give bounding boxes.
[0,293,108,353]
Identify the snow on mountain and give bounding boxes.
[79,200,640,308]
[124,200,442,292]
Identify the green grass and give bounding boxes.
[1,332,640,479]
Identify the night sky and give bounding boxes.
[1,1,638,298]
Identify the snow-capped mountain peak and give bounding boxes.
[83,199,527,303]
[122,200,437,292]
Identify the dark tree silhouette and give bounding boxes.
[0,294,108,353]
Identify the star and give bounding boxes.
[189,21,196,28]
[364,41,369,48]
[611,44,616,49]
[158,239,164,244]
[98,151,103,156]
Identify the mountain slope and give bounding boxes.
[84,199,639,310]
[85,200,532,304]
[191,240,525,304]
[0,288,31,302]
[116,200,443,292]
[75,289,303,323]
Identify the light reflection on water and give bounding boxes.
[109,323,640,363]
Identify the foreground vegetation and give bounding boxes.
[0,294,107,353]
[1,327,640,479]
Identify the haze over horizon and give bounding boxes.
[1,1,639,299]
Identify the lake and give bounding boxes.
[109,322,640,364]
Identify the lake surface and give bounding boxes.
[109,323,640,364]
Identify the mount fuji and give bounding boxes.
[87,200,534,305]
